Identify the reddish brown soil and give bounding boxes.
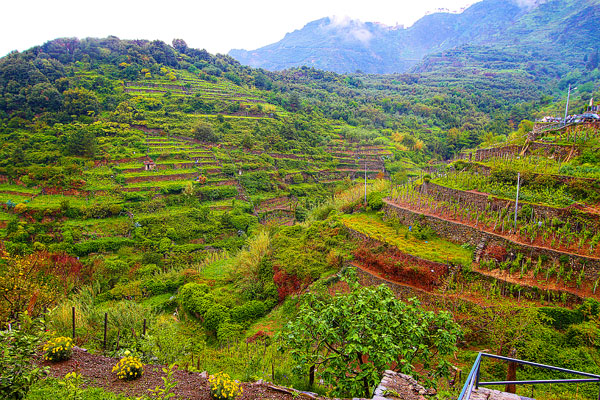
[472,264,599,300]
[40,349,353,400]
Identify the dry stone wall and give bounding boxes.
[382,200,600,280]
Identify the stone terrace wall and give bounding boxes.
[474,145,521,162]
[425,182,574,222]
[124,172,197,184]
[527,142,578,159]
[382,199,600,280]
[473,142,577,162]
[348,227,582,305]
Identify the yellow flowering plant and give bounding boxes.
[208,372,243,400]
[112,355,144,381]
[43,336,74,362]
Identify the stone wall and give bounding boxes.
[124,172,197,184]
[527,142,578,159]
[474,145,521,162]
[473,142,577,162]
[348,224,583,305]
[382,199,600,280]
[423,181,600,232]
[424,182,563,221]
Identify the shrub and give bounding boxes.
[230,300,267,324]
[367,192,384,210]
[43,336,74,362]
[179,283,213,316]
[208,372,243,400]
[112,354,144,381]
[539,306,584,330]
[0,320,47,399]
[412,223,435,240]
[204,304,230,333]
[292,173,304,184]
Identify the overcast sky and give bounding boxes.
[1,0,477,57]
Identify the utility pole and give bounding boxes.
[364,158,367,204]
[563,84,576,125]
[514,172,520,231]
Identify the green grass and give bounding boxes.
[198,258,236,280]
[340,212,473,266]
[122,168,197,178]
[0,184,40,194]
[27,194,122,210]
[0,193,33,203]
[26,378,130,400]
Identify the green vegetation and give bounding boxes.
[1,33,600,400]
[340,212,472,266]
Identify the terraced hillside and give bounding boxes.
[351,122,600,307]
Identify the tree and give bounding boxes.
[172,38,188,54]
[191,121,219,143]
[278,270,461,397]
[62,87,99,116]
[64,125,98,157]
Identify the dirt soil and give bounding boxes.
[40,349,358,400]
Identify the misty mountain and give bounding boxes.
[229,0,600,74]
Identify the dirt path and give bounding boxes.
[41,349,350,400]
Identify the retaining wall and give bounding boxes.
[382,199,600,280]
[124,172,197,184]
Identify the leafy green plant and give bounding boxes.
[278,269,461,397]
[58,371,83,400]
[143,365,178,400]
[0,318,48,400]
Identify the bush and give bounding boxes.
[539,306,584,330]
[230,300,267,324]
[178,283,213,316]
[0,320,47,399]
[412,223,435,240]
[566,321,600,347]
[43,336,73,362]
[209,372,243,400]
[367,192,384,210]
[204,304,230,333]
[292,173,304,184]
[112,354,144,381]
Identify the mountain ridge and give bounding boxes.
[229,0,599,74]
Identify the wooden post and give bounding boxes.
[505,348,518,393]
[72,306,76,339]
[103,313,108,350]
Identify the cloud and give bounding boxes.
[323,15,374,45]
[511,0,547,9]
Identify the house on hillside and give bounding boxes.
[143,160,156,171]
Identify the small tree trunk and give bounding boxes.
[309,365,315,388]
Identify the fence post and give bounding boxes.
[103,313,108,350]
[72,306,76,339]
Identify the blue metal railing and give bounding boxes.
[457,352,600,400]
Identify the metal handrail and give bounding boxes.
[457,352,600,400]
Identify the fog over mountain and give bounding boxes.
[229,0,599,74]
